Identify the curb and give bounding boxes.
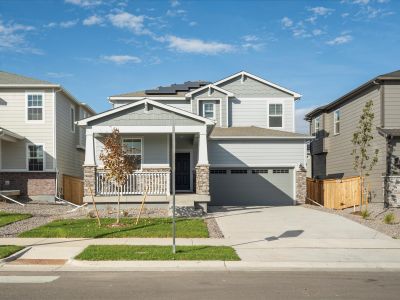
[0,246,32,263]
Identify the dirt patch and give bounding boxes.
[303,203,400,239]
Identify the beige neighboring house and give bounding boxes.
[0,71,95,201]
[305,70,400,207]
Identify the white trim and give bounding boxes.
[225,97,229,127]
[210,164,297,168]
[142,164,170,168]
[333,109,340,135]
[203,102,215,120]
[268,102,284,130]
[26,143,45,172]
[293,167,297,204]
[213,71,302,99]
[196,98,222,127]
[292,99,296,132]
[122,136,143,171]
[52,89,57,169]
[0,84,60,88]
[209,136,314,140]
[0,139,2,170]
[25,91,45,124]
[109,96,186,101]
[77,99,215,126]
[92,125,208,134]
[314,116,321,135]
[185,84,234,98]
[175,149,193,192]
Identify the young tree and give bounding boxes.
[351,100,379,209]
[99,128,134,225]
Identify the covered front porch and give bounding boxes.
[78,99,214,213]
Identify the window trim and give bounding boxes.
[315,116,321,137]
[268,102,284,129]
[203,102,215,120]
[26,143,45,172]
[333,109,340,135]
[25,91,45,123]
[70,106,75,133]
[196,98,222,127]
[122,137,143,171]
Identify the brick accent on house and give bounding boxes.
[384,176,400,207]
[83,166,96,197]
[195,164,209,195]
[0,172,56,196]
[296,166,307,204]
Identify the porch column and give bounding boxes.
[83,127,96,197]
[195,127,209,195]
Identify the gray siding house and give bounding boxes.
[0,71,95,201]
[305,70,400,207]
[78,71,312,211]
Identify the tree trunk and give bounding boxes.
[116,186,121,224]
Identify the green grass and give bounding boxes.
[0,211,32,227]
[0,245,24,259]
[75,245,240,261]
[361,209,370,219]
[384,213,396,225]
[19,218,209,238]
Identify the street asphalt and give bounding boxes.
[0,271,400,299]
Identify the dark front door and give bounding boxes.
[175,153,191,191]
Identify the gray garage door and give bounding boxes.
[210,167,294,206]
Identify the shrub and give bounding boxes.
[384,213,396,225]
[361,209,370,219]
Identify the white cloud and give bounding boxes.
[312,29,325,36]
[165,35,235,55]
[59,19,79,28]
[46,72,73,78]
[326,34,353,45]
[108,12,148,35]
[352,0,370,4]
[295,107,316,134]
[341,12,350,17]
[292,28,311,38]
[83,15,103,26]
[281,17,293,28]
[242,35,259,42]
[166,9,186,17]
[308,6,335,16]
[170,0,180,7]
[0,19,40,54]
[65,0,102,7]
[242,43,264,51]
[189,21,197,26]
[102,55,141,64]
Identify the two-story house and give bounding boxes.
[0,71,95,201]
[77,71,312,211]
[305,70,400,207]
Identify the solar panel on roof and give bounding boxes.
[145,80,210,95]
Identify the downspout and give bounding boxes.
[53,88,62,200]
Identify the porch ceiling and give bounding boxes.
[0,127,24,142]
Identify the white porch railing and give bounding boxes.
[96,172,170,196]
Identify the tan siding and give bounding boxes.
[0,88,54,170]
[384,81,400,128]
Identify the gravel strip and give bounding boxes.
[303,203,400,239]
[205,217,224,238]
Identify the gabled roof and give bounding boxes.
[210,126,313,140]
[185,84,234,98]
[213,71,302,99]
[77,98,215,126]
[0,127,24,142]
[0,71,54,85]
[305,69,400,120]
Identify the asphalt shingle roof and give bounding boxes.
[210,126,311,138]
[0,71,54,85]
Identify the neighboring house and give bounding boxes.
[305,70,400,207]
[78,71,312,211]
[0,71,95,201]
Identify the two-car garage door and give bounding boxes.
[209,167,294,206]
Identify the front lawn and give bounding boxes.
[75,245,240,261]
[0,211,32,227]
[19,218,209,238]
[0,245,24,259]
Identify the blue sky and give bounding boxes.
[0,0,399,132]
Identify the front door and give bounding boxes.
[175,152,191,191]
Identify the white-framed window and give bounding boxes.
[269,103,283,128]
[27,144,44,171]
[26,93,44,122]
[203,103,215,119]
[315,116,321,137]
[122,138,142,170]
[334,109,340,135]
[70,107,75,132]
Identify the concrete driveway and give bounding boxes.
[208,206,400,263]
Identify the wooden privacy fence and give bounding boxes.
[306,176,364,210]
[63,175,84,205]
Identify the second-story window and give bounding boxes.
[334,109,340,135]
[27,93,43,121]
[70,107,75,132]
[315,116,320,137]
[203,103,215,119]
[269,103,283,128]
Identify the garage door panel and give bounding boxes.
[210,168,294,206]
